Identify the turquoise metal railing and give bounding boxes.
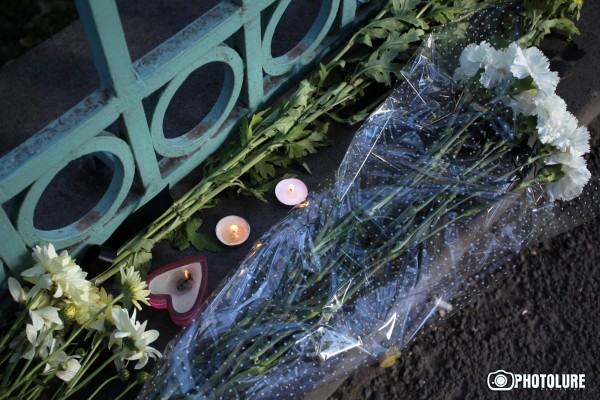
[0,0,381,281]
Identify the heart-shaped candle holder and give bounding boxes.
[146,257,208,326]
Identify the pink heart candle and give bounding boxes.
[146,257,209,326]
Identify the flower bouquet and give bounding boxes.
[0,244,161,400]
[138,8,594,400]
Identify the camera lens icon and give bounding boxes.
[487,370,514,391]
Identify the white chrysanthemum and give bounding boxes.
[110,308,161,369]
[88,288,115,332]
[22,324,56,360]
[453,41,492,81]
[510,45,559,96]
[22,244,93,303]
[31,243,59,266]
[8,277,27,303]
[544,152,591,201]
[42,340,81,381]
[480,42,518,88]
[120,266,151,311]
[30,305,64,331]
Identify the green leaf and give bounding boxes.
[238,186,268,203]
[189,232,222,253]
[361,28,424,85]
[507,76,535,95]
[269,155,292,169]
[397,15,429,29]
[318,63,328,86]
[166,218,199,251]
[427,7,460,24]
[212,166,243,184]
[539,18,579,38]
[253,160,276,181]
[121,237,154,253]
[360,18,408,46]
[130,250,152,277]
[297,130,327,151]
[286,142,310,159]
[523,0,547,11]
[389,0,421,15]
[168,218,222,253]
[240,110,268,147]
[538,164,565,183]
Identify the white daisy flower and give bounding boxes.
[30,305,64,331]
[510,44,559,96]
[110,308,161,369]
[22,324,56,360]
[453,41,492,81]
[8,277,27,303]
[88,288,115,332]
[42,340,81,382]
[543,152,591,201]
[120,266,151,311]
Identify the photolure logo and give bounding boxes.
[487,370,585,391]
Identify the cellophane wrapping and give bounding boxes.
[138,13,597,400]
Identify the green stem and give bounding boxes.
[61,334,104,397]
[63,350,124,399]
[86,375,120,400]
[113,382,139,400]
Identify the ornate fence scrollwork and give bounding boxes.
[0,0,381,282]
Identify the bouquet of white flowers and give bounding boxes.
[0,244,161,400]
[137,9,594,400]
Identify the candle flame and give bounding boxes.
[296,201,310,208]
[184,269,190,280]
[230,224,239,239]
[288,183,295,193]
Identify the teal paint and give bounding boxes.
[0,0,382,275]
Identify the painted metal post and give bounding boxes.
[76,0,162,194]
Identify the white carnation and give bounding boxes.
[545,115,591,156]
[566,125,591,156]
[503,88,544,117]
[544,152,591,201]
[535,94,570,144]
[510,45,559,96]
[480,42,518,88]
[454,41,492,81]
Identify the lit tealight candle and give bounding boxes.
[275,178,308,206]
[216,216,250,246]
[230,224,239,239]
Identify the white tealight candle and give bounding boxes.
[216,216,250,246]
[275,178,308,206]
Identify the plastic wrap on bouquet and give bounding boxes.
[138,31,597,400]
